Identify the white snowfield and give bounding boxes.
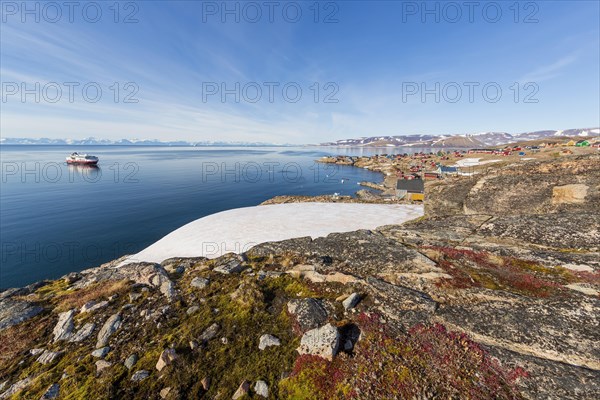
[453,158,502,167]
[121,203,423,265]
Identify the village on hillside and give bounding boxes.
[317,137,600,202]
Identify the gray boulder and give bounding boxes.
[287,298,329,333]
[131,370,150,382]
[190,277,210,289]
[124,354,138,370]
[91,347,110,358]
[96,313,121,348]
[214,258,244,274]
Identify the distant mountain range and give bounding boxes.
[2,127,599,148]
[320,127,600,148]
[0,137,290,147]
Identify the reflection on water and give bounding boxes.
[67,164,101,182]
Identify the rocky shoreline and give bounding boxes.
[1,154,599,399]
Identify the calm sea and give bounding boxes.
[0,145,420,289]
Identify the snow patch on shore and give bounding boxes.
[121,203,423,265]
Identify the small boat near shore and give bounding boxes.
[66,152,99,165]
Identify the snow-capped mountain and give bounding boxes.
[321,127,599,148]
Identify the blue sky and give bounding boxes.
[1,0,599,143]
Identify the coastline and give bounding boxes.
[0,150,598,399]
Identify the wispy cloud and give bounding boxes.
[518,53,579,83]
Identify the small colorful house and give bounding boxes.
[396,179,425,201]
[575,140,590,147]
[436,166,459,176]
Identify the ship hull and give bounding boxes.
[66,159,98,165]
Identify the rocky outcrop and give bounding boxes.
[426,155,600,217]
[0,298,43,331]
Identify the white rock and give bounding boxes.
[53,310,75,342]
[232,381,250,400]
[69,323,95,343]
[254,380,268,398]
[95,360,112,373]
[80,300,108,314]
[297,323,340,361]
[258,334,281,350]
[342,293,361,310]
[37,350,63,365]
[156,348,177,371]
[29,348,44,356]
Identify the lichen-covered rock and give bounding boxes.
[297,323,340,361]
[426,155,600,217]
[0,298,43,331]
[199,323,220,343]
[287,298,330,333]
[95,360,112,373]
[214,259,245,274]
